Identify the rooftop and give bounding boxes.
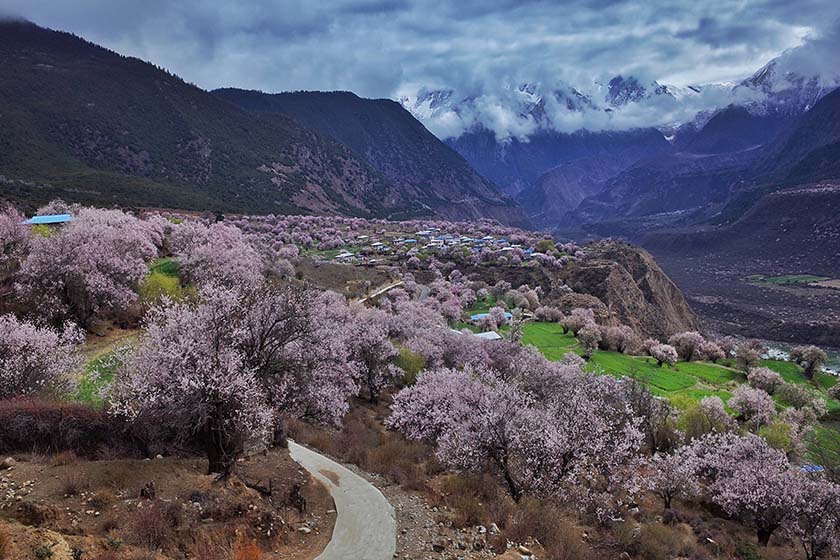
[24,214,73,225]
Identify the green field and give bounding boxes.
[520,322,578,361]
[514,322,840,418]
[150,257,179,277]
[746,274,831,286]
[468,295,499,314]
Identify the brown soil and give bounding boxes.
[0,448,334,560]
[295,258,395,300]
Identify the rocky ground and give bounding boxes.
[655,252,840,348]
[0,450,334,560]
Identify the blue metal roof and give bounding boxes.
[24,214,73,225]
[470,312,513,321]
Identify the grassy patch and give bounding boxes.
[150,257,179,278]
[76,350,124,407]
[676,361,742,385]
[747,274,831,285]
[520,322,578,361]
[466,295,498,314]
[677,388,734,403]
[762,359,808,384]
[588,352,696,392]
[454,321,481,333]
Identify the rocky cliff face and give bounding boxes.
[555,242,699,339]
[455,241,698,339]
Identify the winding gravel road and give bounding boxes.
[288,440,396,560]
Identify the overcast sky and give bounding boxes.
[2,0,839,137]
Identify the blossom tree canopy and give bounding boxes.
[790,345,828,379]
[736,340,765,371]
[16,208,159,327]
[747,367,784,394]
[388,365,532,500]
[347,308,401,402]
[578,323,602,359]
[700,340,726,363]
[785,476,840,560]
[389,358,645,520]
[0,205,28,274]
[113,283,357,475]
[646,447,702,511]
[668,331,706,362]
[0,314,83,399]
[650,344,678,367]
[729,385,776,431]
[171,221,264,289]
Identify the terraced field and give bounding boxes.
[510,321,839,414]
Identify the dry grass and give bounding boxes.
[60,471,90,497]
[49,450,79,466]
[637,523,696,560]
[126,501,177,550]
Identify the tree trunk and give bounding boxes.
[498,453,522,502]
[204,412,239,477]
[756,525,777,547]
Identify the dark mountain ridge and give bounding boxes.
[212,88,528,226]
[0,20,525,226]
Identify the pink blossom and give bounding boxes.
[0,314,82,399]
[17,208,158,327]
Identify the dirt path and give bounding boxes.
[288,440,396,560]
[355,280,403,305]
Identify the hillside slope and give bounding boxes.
[445,127,671,197]
[0,20,525,225]
[0,20,404,216]
[213,89,528,226]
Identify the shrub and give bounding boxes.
[758,421,793,453]
[734,540,762,560]
[638,523,694,560]
[395,346,425,385]
[49,450,79,466]
[60,472,90,497]
[506,498,589,560]
[138,271,184,306]
[127,501,176,550]
[0,399,143,458]
[776,383,819,410]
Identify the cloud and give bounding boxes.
[1,0,838,136]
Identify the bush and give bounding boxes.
[395,346,425,386]
[127,501,180,550]
[506,498,589,560]
[0,398,183,459]
[139,271,184,306]
[734,540,762,560]
[60,472,90,497]
[638,523,694,560]
[758,421,793,453]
